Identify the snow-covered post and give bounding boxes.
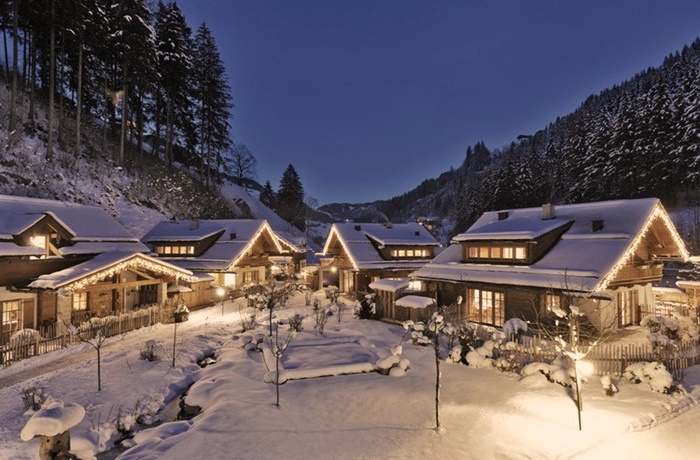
[20,401,85,459]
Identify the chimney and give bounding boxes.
[354,225,362,231]
[383,221,393,229]
[189,220,199,230]
[414,231,420,236]
[498,211,509,221]
[542,203,556,220]
[592,220,604,232]
[230,232,237,240]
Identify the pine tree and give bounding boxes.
[153,1,193,166]
[191,23,233,186]
[277,164,306,231]
[260,180,277,209]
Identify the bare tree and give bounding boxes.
[67,319,112,392]
[228,144,257,186]
[245,280,299,337]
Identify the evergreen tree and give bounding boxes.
[153,1,193,166]
[260,180,277,209]
[277,164,306,231]
[191,23,233,186]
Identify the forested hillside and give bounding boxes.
[324,38,700,247]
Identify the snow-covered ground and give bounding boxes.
[2,292,700,460]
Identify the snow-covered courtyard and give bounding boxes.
[2,291,700,459]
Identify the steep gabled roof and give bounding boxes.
[28,251,193,291]
[322,222,439,270]
[414,198,688,292]
[142,219,284,272]
[0,194,148,256]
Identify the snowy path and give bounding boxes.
[0,304,237,390]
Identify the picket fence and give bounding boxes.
[0,305,165,368]
[472,324,700,380]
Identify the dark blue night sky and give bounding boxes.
[178,0,700,205]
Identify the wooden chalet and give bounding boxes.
[0,195,197,342]
[318,222,440,294]
[141,219,306,290]
[410,198,689,331]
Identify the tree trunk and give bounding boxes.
[2,21,8,78]
[9,0,19,131]
[165,99,172,165]
[47,1,56,161]
[97,346,102,392]
[434,332,441,432]
[119,65,128,166]
[28,30,36,130]
[57,32,65,147]
[75,41,83,158]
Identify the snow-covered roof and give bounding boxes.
[0,194,137,241]
[29,251,193,290]
[322,222,439,270]
[395,295,436,309]
[142,219,283,272]
[414,198,688,293]
[368,278,410,292]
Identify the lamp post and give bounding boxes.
[217,287,226,316]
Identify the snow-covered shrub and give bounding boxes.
[600,375,618,396]
[376,343,411,377]
[503,317,528,340]
[313,306,331,335]
[623,361,680,394]
[520,355,577,388]
[287,313,304,332]
[355,295,376,319]
[19,386,48,412]
[139,340,161,361]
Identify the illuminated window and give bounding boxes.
[468,247,478,258]
[398,250,406,257]
[406,249,414,257]
[543,294,560,312]
[242,270,260,284]
[502,247,513,259]
[1,300,23,334]
[30,235,47,248]
[515,247,526,260]
[73,292,88,311]
[408,279,423,291]
[466,288,504,326]
[164,246,172,254]
[491,247,502,258]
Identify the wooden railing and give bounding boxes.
[1,305,164,368]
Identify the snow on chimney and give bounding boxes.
[541,203,556,220]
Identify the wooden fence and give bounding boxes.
[471,323,700,380]
[0,305,165,368]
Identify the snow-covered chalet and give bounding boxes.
[141,219,307,290]
[411,198,689,331]
[318,222,441,294]
[0,195,197,343]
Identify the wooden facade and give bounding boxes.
[411,199,689,332]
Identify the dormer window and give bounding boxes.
[390,249,430,258]
[467,245,527,261]
[155,245,195,256]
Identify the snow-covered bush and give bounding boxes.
[623,361,680,394]
[641,313,697,343]
[287,313,305,332]
[355,295,376,319]
[376,344,410,377]
[139,340,161,361]
[601,375,618,396]
[19,386,48,412]
[503,317,528,340]
[520,355,579,388]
